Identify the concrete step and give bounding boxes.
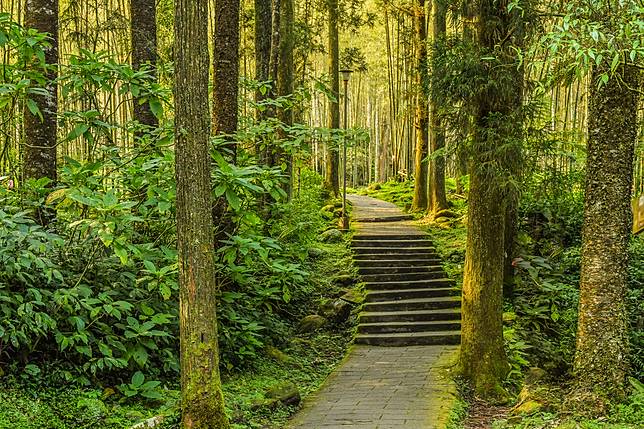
[359,309,461,324]
[353,252,441,261]
[355,214,413,222]
[364,278,455,290]
[358,265,445,276]
[354,259,443,268]
[361,271,447,282]
[363,296,461,312]
[352,246,438,255]
[357,320,462,334]
[366,287,459,302]
[352,239,434,248]
[354,331,461,346]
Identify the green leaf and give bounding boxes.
[131,371,145,387]
[26,98,42,120]
[225,189,241,211]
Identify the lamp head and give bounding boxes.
[340,69,353,83]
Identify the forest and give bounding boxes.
[0,0,643,428]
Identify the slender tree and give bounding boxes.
[411,0,428,211]
[130,0,158,132]
[277,0,294,197]
[255,0,272,106]
[325,0,340,196]
[23,0,58,184]
[427,0,448,216]
[174,0,229,426]
[573,63,639,405]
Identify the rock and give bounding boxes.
[249,398,279,411]
[525,367,547,385]
[265,345,291,363]
[340,289,363,304]
[265,382,301,407]
[511,400,543,416]
[319,299,352,324]
[298,315,327,332]
[332,274,356,287]
[308,247,325,259]
[368,183,382,191]
[129,415,166,429]
[319,228,343,243]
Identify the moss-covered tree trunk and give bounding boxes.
[460,0,525,400]
[277,0,294,197]
[325,0,340,196]
[427,0,448,216]
[23,0,58,185]
[411,0,429,211]
[254,0,271,107]
[174,0,230,427]
[573,63,639,405]
[130,0,158,134]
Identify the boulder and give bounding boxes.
[265,345,291,363]
[129,415,166,429]
[319,299,352,324]
[265,382,301,407]
[319,228,343,243]
[511,400,543,416]
[308,247,325,259]
[340,289,363,304]
[298,315,327,333]
[332,274,357,287]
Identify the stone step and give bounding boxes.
[354,252,441,261]
[355,214,413,222]
[354,259,443,268]
[365,278,455,290]
[358,266,446,276]
[354,331,461,346]
[363,297,461,312]
[357,320,462,334]
[359,309,461,324]
[352,239,434,248]
[352,246,437,255]
[361,271,447,282]
[366,287,459,302]
[353,234,429,241]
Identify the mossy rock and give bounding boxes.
[319,299,352,324]
[265,382,301,407]
[340,289,363,304]
[511,400,543,416]
[298,314,327,333]
[319,228,343,243]
[368,183,382,191]
[76,398,107,420]
[332,274,357,287]
[265,345,291,363]
[308,247,325,259]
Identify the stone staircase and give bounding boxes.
[353,232,462,346]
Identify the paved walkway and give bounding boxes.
[287,195,459,429]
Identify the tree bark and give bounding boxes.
[411,0,429,211]
[325,0,340,196]
[174,0,230,426]
[427,0,449,216]
[23,0,58,185]
[574,63,639,405]
[254,0,271,103]
[130,0,158,133]
[212,0,240,151]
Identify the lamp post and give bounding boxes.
[340,69,353,230]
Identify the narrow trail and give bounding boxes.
[288,195,460,429]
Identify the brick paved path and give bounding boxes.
[288,195,460,429]
[288,346,458,429]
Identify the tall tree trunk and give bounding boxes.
[277,0,294,197]
[325,0,340,196]
[427,0,449,216]
[254,0,271,104]
[130,0,158,134]
[411,0,428,211]
[212,0,240,148]
[460,0,523,400]
[174,0,229,426]
[23,0,58,185]
[573,64,639,406]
